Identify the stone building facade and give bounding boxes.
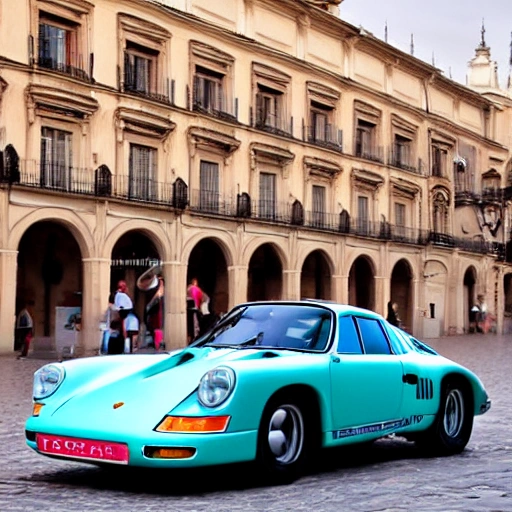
[1,0,512,355]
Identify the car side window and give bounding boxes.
[336,316,363,354]
[355,317,392,355]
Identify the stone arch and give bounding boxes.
[247,242,285,301]
[299,248,334,300]
[186,237,232,318]
[181,231,235,268]
[102,220,170,263]
[242,238,289,270]
[9,208,94,259]
[390,258,414,332]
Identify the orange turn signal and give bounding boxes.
[33,403,44,417]
[149,448,196,459]
[156,415,230,433]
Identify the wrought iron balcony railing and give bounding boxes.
[37,57,91,82]
[305,125,343,152]
[388,148,425,175]
[189,189,234,216]
[354,145,384,164]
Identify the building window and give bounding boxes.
[40,127,72,190]
[256,85,283,131]
[393,135,413,170]
[38,14,81,77]
[305,82,341,149]
[190,42,234,118]
[394,202,406,236]
[433,192,448,234]
[129,144,156,201]
[357,195,369,233]
[259,172,276,219]
[199,160,219,212]
[432,145,447,177]
[312,185,326,227]
[354,101,381,162]
[118,15,171,103]
[252,63,291,136]
[124,42,158,96]
[193,66,224,114]
[355,120,377,160]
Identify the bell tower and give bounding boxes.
[467,21,499,92]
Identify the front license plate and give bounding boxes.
[36,434,129,464]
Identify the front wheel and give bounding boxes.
[417,379,473,455]
[257,399,312,483]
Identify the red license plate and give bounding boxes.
[36,434,129,464]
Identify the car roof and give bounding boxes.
[237,300,385,321]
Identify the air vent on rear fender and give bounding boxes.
[416,378,433,400]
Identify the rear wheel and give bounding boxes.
[417,379,473,455]
[257,398,313,483]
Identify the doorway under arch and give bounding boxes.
[503,273,512,334]
[390,259,413,332]
[300,250,332,300]
[248,244,283,301]
[348,256,375,310]
[111,231,161,335]
[15,221,82,350]
[463,266,477,333]
[187,238,229,316]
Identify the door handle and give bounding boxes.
[331,355,340,363]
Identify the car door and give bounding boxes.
[330,315,404,432]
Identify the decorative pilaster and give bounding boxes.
[162,261,187,350]
[79,258,111,357]
[0,249,18,353]
[228,265,248,309]
[283,270,301,300]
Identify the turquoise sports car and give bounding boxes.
[26,301,490,481]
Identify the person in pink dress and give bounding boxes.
[187,278,204,343]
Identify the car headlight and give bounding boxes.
[197,366,235,408]
[33,364,65,400]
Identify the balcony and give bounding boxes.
[37,57,91,82]
[354,145,383,164]
[123,83,173,105]
[304,125,343,152]
[388,148,425,175]
[189,189,234,216]
[251,108,293,138]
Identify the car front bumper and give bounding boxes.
[25,428,259,468]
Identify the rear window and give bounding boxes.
[336,316,363,354]
[355,317,392,355]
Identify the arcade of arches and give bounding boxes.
[0,218,506,355]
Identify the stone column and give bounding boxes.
[283,270,301,300]
[375,275,389,317]
[162,260,187,351]
[0,249,18,353]
[332,274,347,304]
[80,258,111,357]
[228,265,248,309]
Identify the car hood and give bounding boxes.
[43,347,299,435]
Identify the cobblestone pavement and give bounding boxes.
[0,334,511,512]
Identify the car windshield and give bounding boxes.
[192,304,333,352]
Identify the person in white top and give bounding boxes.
[114,280,133,347]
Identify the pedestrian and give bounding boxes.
[124,310,140,353]
[114,279,133,343]
[106,318,125,355]
[16,302,34,359]
[186,277,204,343]
[387,301,400,327]
[476,294,488,333]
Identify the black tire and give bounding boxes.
[256,396,314,483]
[417,379,473,455]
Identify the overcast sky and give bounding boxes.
[339,0,512,89]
